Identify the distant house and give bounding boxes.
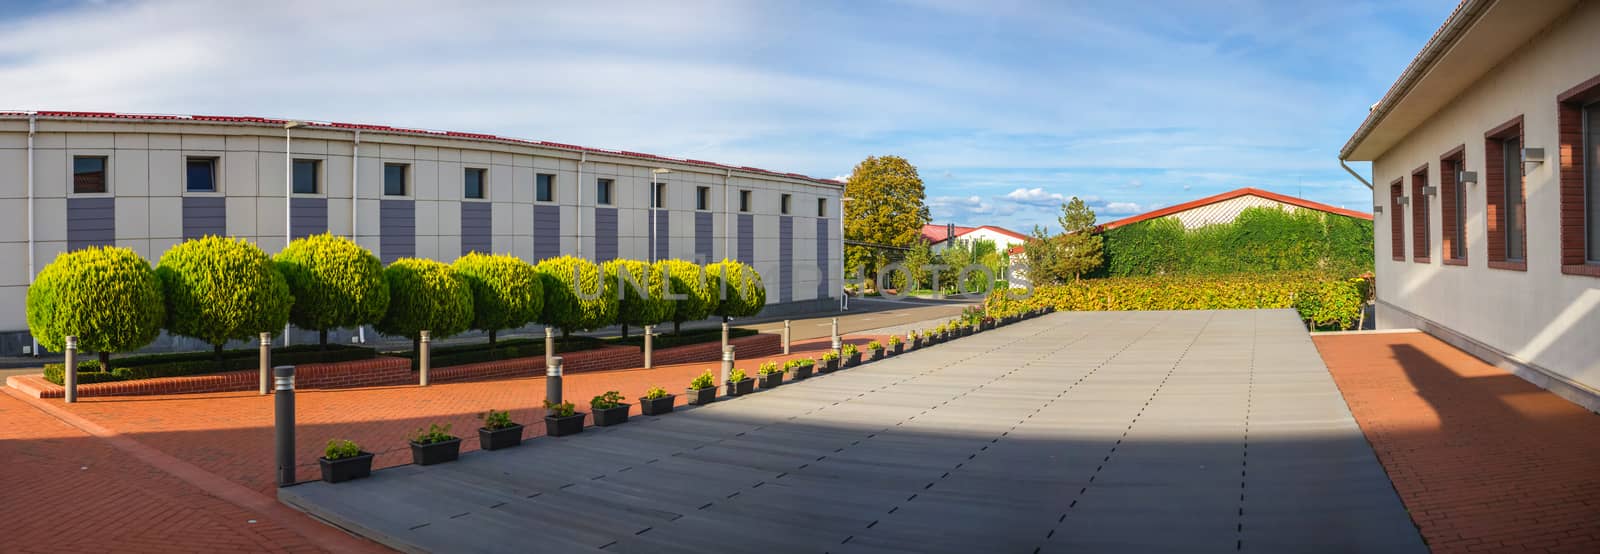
[1095,187,1371,232]
[921,223,1030,253]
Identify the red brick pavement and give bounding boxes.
[1314,332,1600,554]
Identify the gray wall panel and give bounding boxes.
[67,197,115,250]
[817,218,830,299]
[695,212,713,263]
[594,207,618,262]
[738,214,754,264]
[779,215,793,303]
[651,210,670,261]
[379,200,415,264]
[461,202,493,256]
[182,197,227,240]
[534,204,561,262]
[290,197,328,240]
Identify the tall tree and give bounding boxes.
[1055,197,1104,280]
[843,156,930,283]
[1022,225,1065,286]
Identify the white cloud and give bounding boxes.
[1002,187,1068,206]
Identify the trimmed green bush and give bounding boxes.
[534,256,615,337]
[41,344,375,385]
[656,259,714,334]
[604,259,674,338]
[985,272,1370,330]
[1098,207,1374,278]
[273,233,389,348]
[376,258,473,366]
[27,246,165,370]
[705,259,766,320]
[156,237,292,361]
[453,253,543,344]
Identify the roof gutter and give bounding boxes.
[1340,158,1373,190]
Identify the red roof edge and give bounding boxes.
[1096,187,1372,232]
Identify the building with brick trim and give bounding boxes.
[0,112,845,355]
[1340,0,1600,410]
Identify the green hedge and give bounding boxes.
[988,272,1368,330]
[42,344,375,385]
[1098,207,1373,278]
[608,327,757,349]
[390,336,606,368]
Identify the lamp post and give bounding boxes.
[840,196,853,311]
[283,120,305,347]
[651,168,670,263]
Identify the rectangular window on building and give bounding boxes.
[1390,180,1405,261]
[536,173,555,202]
[781,193,792,214]
[384,163,408,196]
[464,168,487,199]
[597,178,614,205]
[73,156,109,194]
[1411,165,1429,262]
[655,182,667,208]
[739,190,752,212]
[293,159,319,194]
[1503,135,1525,261]
[696,186,710,210]
[1588,102,1600,262]
[1440,149,1466,264]
[1557,76,1600,275]
[818,197,827,217]
[1485,117,1525,270]
[186,158,217,192]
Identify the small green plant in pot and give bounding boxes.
[866,340,884,361]
[543,400,585,437]
[641,385,676,415]
[888,335,903,355]
[757,361,784,390]
[409,424,461,466]
[687,370,718,405]
[726,367,754,396]
[820,350,840,372]
[590,391,630,427]
[785,358,815,380]
[478,409,524,451]
[320,439,373,483]
[842,343,862,367]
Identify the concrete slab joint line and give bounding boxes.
[277,310,1425,554]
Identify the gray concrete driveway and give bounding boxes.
[281,309,1423,553]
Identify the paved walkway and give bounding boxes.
[1315,332,1600,554]
[282,310,1423,553]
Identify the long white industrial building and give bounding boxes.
[0,111,844,355]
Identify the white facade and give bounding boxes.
[930,226,1028,254]
[1344,0,1600,410]
[0,113,844,354]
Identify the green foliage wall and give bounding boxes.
[1099,207,1373,278]
[156,236,293,347]
[986,272,1369,330]
[534,256,616,334]
[274,234,389,338]
[375,258,473,340]
[27,246,165,354]
[453,253,543,337]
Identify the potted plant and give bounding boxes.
[319,439,374,483]
[842,343,861,367]
[478,409,524,451]
[888,335,903,355]
[820,350,840,372]
[786,358,814,380]
[687,370,718,405]
[758,361,784,389]
[590,391,630,427]
[543,400,585,437]
[640,386,676,415]
[409,423,461,466]
[867,340,884,361]
[726,367,755,396]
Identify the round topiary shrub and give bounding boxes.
[706,259,767,320]
[27,246,165,371]
[375,258,473,362]
[656,259,713,334]
[603,258,674,338]
[533,256,615,338]
[273,233,389,348]
[156,236,293,362]
[453,253,543,344]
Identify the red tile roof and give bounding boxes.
[7,111,843,187]
[1096,187,1372,232]
[921,224,1030,244]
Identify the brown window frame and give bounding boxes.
[1557,73,1600,277]
[1390,179,1406,261]
[1440,145,1467,266]
[1411,163,1431,263]
[1484,115,1527,271]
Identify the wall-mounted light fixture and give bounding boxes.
[1397,196,1410,206]
[1460,170,1478,186]
[1422,186,1438,196]
[1524,147,1546,166]
[1373,205,1383,214]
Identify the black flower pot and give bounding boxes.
[319,452,374,483]
[687,386,717,405]
[410,438,462,466]
[641,395,676,415]
[893,343,904,355]
[846,352,862,367]
[592,404,631,427]
[726,378,755,396]
[759,372,784,389]
[792,364,814,380]
[821,359,838,372]
[478,424,524,451]
[869,348,883,361]
[545,413,586,437]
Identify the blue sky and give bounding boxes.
[0,0,1454,230]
